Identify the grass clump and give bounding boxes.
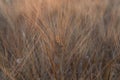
[0,0,120,80]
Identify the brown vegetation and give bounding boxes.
[0,0,120,80]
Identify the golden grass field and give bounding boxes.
[0,0,120,80]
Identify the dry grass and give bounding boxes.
[0,0,120,80]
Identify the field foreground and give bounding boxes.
[0,0,120,80]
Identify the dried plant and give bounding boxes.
[0,0,120,80]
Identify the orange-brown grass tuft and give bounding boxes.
[0,0,120,80]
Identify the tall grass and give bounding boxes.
[0,0,120,80]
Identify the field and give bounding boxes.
[0,0,120,80]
